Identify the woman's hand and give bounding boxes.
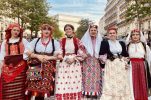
[82,54,88,58]
[42,55,60,61]
[26,51,33,56]
[75,56,84,61]
[42,55,52,63]
[57,54,63,60]
[123,57,130,70]
[123,57,130,62]
[36,55,46,63]
[100,59,105,64]
[125,64,130,70]
[65,57,75,64]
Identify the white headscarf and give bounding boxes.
[81,25,102,58]
[125,29,147,45]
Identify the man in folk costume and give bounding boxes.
[81,24,103,99]
[55,24,86,100]
[126,29,151,100]
[0,23,29,100]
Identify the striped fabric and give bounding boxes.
[2,69,26,100]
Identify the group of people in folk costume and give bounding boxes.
[0,22,151,100]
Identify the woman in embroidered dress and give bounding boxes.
[126,29,151,100]
[99,27,132,100]
[0,23,29,100]
[25,24,62,100]
[81,25,102,99]
[55,24,86,100]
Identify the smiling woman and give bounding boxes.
[81,24,103,99]
[55,24,87,100]
[99,27,132,100]
[126,29,151,100]
[25,24,62,100]
[0,23,29,100]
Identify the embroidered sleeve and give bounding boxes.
[76,38,87,60]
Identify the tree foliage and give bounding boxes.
[0,0,63,39]
[125,0,151,22]
[76,19,92,39]
[0,0,32,25]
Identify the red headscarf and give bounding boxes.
[5,23,23,42]
[131,29,140,33]
[107,27,117,33]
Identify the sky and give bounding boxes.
[48,0,107,24]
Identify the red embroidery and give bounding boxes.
[41,38,51,46]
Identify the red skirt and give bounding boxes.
[130,58,148,100]
[2,55,27,100]
[2,69,27,100]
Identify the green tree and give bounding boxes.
[0,0,49,26]
[0,0,31,25]
[76,19,92,39]
[125,0,151,29]
[25,0,50,38]
[0,0,63,39]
